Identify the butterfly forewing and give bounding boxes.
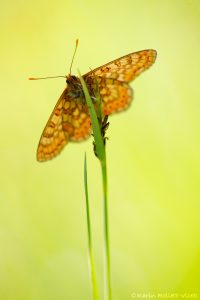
[37,89,68,161]
[62,96,91,142]
[37,89,91,162]
[84,49,157,82]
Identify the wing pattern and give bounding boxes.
[37,89,91,161]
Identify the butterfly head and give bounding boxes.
[66,74,83,98]
[66,74,78,83]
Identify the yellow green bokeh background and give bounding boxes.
[0,1,200,299]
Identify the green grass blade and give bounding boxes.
[84,153,99,300]
[79,73,105,161]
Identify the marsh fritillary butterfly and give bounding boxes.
[33,47,157,161]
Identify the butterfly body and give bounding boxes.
[36,49,157,162]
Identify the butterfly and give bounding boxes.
[35,48,157,162]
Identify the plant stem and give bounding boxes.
[101,155,111,300]
[84,153,99,300]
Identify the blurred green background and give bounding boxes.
[0,0,200,299]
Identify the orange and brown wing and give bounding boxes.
[37,90,91,162]
[98,78,133,115]
[62,96,91,142]
[84,49,157,83]
[37,89,68,162]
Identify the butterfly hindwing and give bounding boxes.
[88,77,133,115]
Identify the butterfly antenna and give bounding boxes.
[29,40,79,80]
[69,39,79,75]
[28,75,66,80]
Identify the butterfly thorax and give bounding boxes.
[66,75,84,99]
[66,74,98,102]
